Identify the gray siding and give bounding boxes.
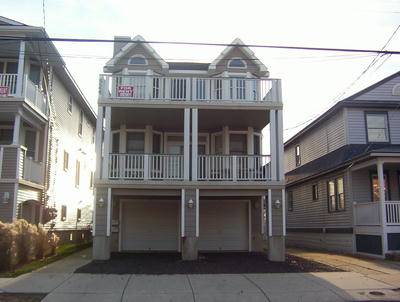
[94,187,108,236]
[0,183,15,222]
[285,109,346,173]
[286,170,353,229]
[353,74,400,102]
[1,147,18,179]
[184,189,196,237]
[271,189,284,236]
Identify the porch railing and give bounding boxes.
[0,73,18,95]
[197,155,271,181]
[99,74,281,102]
[354,201,400,226]
[109,154,184,180]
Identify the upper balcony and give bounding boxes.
[99,74,282,105]
[0,73,47,115]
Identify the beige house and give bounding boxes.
[0,16,96,241]
[93,35,285,260]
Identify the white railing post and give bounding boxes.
[232,155,237,181]
[16,41,25,97]
[184,108,190,180]
[143,154,149,180]
[145,70,153,99]
[377,160,388,255]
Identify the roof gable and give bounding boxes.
[209,38,268,75]
[105,35,168,70]
[0,16,26,26]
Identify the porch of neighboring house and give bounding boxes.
[352,156,400,257]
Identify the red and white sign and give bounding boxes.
[0,86,9,97]
[117,85,134,97]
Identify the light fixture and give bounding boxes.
[187,199,194,209]
[274,199,281,209]
[2,192,10,204]
[97,197,105,208]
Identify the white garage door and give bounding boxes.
[121,201,179,251]
[198,201,249,251]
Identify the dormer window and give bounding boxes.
[228,58,246,69]
[128,55,147,65]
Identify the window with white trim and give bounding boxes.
[366,113,389,143]
[327,177,345,212]
[228,58,246,68]
[61,205,67,221]
[128,55,147,65]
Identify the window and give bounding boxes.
[126,132,144,154]
[67,96,73,114]
[24,130,36,159]
[153,133,162,154]
[328,177,345,212]
[0,127,13,145]
[312,184,319,201]
[287,191,294,211]
[213,134,223,155]
[366,113,389,143]
[29,64,41,86]
[63,151,69,171]
[371,173,389,201]
[112,132,120,153]
[254,134,261,155]
[61,205,67,221]
[228,58,246,68]
[78,110,83,136]
[76,208,81,222]
[295,145,301,167]
[128,55,147,65]
[75,160,80,188]
[89,171,94,189]
[230,134,247,155]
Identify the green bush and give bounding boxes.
[0,220,60,272]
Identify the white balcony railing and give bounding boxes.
[20,147,44,185]
[197,155,271,181]
[109,154,184,180]
[0,73,47,115]
[354,201,400,226]
[99,74,281,102]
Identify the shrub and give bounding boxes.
[36,226,48,259]
[48,232,60,255]
[13,220,38,264]
[0,222,18,271]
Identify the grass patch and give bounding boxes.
[0,242,91,278]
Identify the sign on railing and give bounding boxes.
[117,85,134,97]
[0,86,9,97]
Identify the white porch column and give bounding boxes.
[95,106,104,179]
[16,40,25,97]
[184,108,190,180]
[269,110,277,180]
[13,114,21,145]
[247,126,254,155]
[377,160,387,255]
[144,125,153,153]
[191,108,198,181]
[102,107,111,179]
[119,124,127,153]
[276,109,284,181]
[222,126,229,155]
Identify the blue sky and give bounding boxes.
[3,0,400,139]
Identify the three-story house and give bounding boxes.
[93,36,285,261]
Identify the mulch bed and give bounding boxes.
[75,252,344,274]
[0,294,46,302]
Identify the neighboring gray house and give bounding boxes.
[285,71,400,258]
[0,16,96,241]
[93,36,285,261]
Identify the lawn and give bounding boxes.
[0,242,91,278]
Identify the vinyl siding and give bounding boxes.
[1,147,18,179]
[16,185,42,219]
[353,74,400,102]
[286,170,353,229]
[94,187,108,236]
[184,189,196,237]
[285,109,346,173]
[271,189,283,235]
[0,183,15,222]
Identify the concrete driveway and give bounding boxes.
[0,249,400,301]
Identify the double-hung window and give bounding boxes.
[287,191,294,211]
[327,177,345,212]
[295,145,301,167]
[366,112,389,143]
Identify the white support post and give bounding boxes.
[119,124,127,153]
[102,107,111,179]
[269,110,277,181]
[196,189,199,237]
[106,188,112,237]
[192,108,198,181]
[247,127,254,155]
[13,114,21,145]
[145,69,153,99]
[181,189,185,237]
[277,110,284,181]
[232,155,237,181]
[282,188,286,236]
[16,41,25,97]
[95,106,104,179]
[261,196,265,235]
[377,160,387,255]
[184,108,190,180]
[145,125,153,154]
[222,71,229,100]
[268,189,272,237]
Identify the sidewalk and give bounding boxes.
[0,248,399,301]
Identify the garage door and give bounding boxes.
[198,201,249,251]
[121,201,179,251]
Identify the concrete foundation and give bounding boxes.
[93,235,111,260]
[268,235,285,262]
[181,236,198,260]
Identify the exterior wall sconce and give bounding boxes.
[97,197,105,208]
[187,199,194,209]
[274,199,281,209]
[2,192,10,204]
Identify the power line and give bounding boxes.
[42,0,46,29]
[1,36,400,55]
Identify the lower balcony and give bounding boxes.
[354,201,400,227]
[108,154,271,182]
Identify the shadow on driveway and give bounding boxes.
[75,252,344,275]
